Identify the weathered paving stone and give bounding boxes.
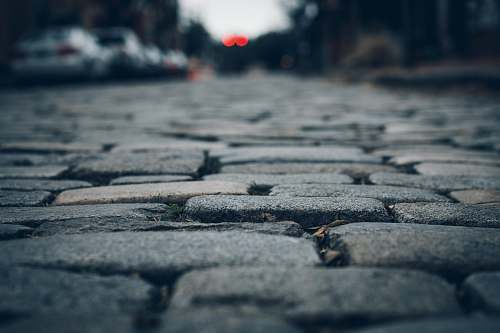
[203,173,354,188]
[415,162,500,177]
[0,203,168,227]
[353,318,500,333]
[69,151,205,181]
[33,220,304,237]
[393,202,500,228]
[0,232,319,278]
[0,315,138,333]
[369,172,500,193]
[270,184,450,205]
[0,190,53,206]
[327,223,500,277]
[183,195,391,227]
[0,153,49,166]
[1,312,301,333]
[163,309,302,333]
[110,175,193,185]
[389,151,500,166]
[0,165,68,179]
[0,224,32,240]
[112,140,227,153]
[0,141,102,154]
[217,147,382,165]
[54,181,250,205]
[462,272,500,314]
[0,179,92,192]
[449,190,500,205]
[0,266,152,316]
[221,163,398,179]
[169,267,460,323]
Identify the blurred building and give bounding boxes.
[0,0,179,69]
[295,0,500,70]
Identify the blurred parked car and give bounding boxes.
[93,28,147,76]
[163,50,188,76]
[11,27,111,80]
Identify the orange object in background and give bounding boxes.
[222,34,249,47]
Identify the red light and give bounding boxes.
[222,36,236,47]
[222,35,249,47]
[235,35,249,47]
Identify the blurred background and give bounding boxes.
[1,0,500,84]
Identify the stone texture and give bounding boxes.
[270,184,450,205]
[0,224,32,240]
[462,272,500,314]
[369,172,500,193]
[33,220,304,238]
[54,181,250,205]
[0,232,319,279]
[389,151,500,166]
[69,151,205,181]
[163,309,302,333]
[0,190,53,206]
[217,147,381,165]
[0,141,102,154]
[415,163,500,177]
[0,165,68,179]
[203,173,354,188]
[221,163,398,179]
[354,318,500,333]
[184,195,391,227]
[110,175,193,185]
[450,190,500,205]
[393,202,500,228]
[0,203,168,227]
[0,179,92,192]
[327,223,500,277]
[0,316,138,333]
[1,312,301,333]
[170,267,459,322]
[0,266,152,315]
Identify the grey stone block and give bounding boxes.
[0,267,152,315]
[0,179,92,192]
[462,272,500,314]
[0,203,168,227]
[393,202,500,228]
[184,195,391,227]
[170,267,460,322]
[0,190,53,206]
[369,172,500,193]
[0,232,319,279]
[327,223,500,277]
[270,184,450,205]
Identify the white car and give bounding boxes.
[93,28,147,75]
[11,27,111,79]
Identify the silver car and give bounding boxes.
[12,27,111,79]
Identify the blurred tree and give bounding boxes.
[182,19,210,57]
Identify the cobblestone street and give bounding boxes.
[1,75,500,332]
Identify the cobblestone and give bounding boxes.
[393,202,500,228]
[53,181,250,205]
[327,223,500,277]
[184,195,390,227]
[0,232,320,279]
[1,76,500,330]
[170,267,459,323]
[270,184,450,204]
[369,172,500,193]
[0,189,53,206]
